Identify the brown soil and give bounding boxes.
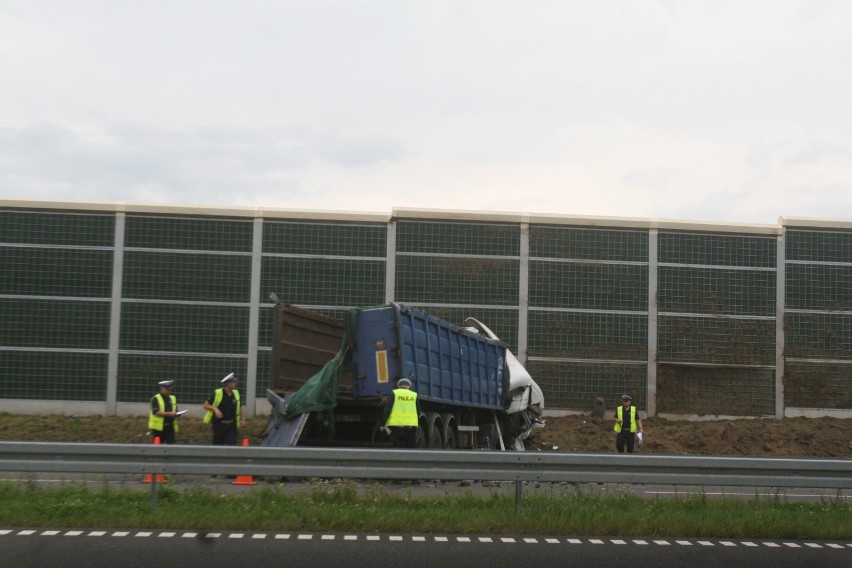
[534,415,852,457]
[1,413,849,457]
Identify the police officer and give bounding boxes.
[149,380,179,444]
[614,394,644,453]
[203,372,245,446]
[382,378,420,448]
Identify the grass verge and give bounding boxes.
[1,480,849,539]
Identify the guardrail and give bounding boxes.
[1,442,849,506]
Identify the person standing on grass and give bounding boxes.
[382,377,420,448]
[203,372,245,445]
[149,380,179,444]
[614,394,643,453]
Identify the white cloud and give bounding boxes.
[1,1,851,225]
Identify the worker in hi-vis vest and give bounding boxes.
[614,394,644,453]
[382,377,420,448]
[203,372,246,445]
[149,380,180,444]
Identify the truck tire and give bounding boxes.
[440,413,457,449]
[442,426,456,449]
[427,425,442,449]
[415,425,426,448]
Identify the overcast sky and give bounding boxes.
[2,1,851,225]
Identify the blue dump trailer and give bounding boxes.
[261,302,544,450]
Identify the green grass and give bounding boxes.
[1,480,849,539]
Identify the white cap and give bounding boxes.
[221,372,237,385]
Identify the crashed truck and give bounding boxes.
[260,302,544,451]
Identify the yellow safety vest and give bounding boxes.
[614,405,637,433]
[148,394,179,431]
[203,388,241,427]
[386,389,418,427]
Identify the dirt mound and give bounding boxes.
[1,413,849,457]
[534,415,852,457]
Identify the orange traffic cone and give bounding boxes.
[142,436,169,484]
[231,438,257,485]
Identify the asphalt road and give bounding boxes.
[4,528,851,568]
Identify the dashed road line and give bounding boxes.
[1,529,849,551]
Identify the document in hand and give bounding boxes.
[636,432,643,444]
[176,410,189,416]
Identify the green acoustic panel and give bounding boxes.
[396,221,520,256]
[409,306,519,353]
[784,363,852,409]
[0,298,111,349]
[786,264,852,311]
[658,315,775,365]
[261,257,386,307]
[784,313,852,360]
[0,210,115,246]
[122,251,252,302]
[786,229,852,263]
[117,354,248,404]
[0,351,108,400]
[120,303,250,353]
[657,364,775,416]
[526,360,646,411]
[0,248,114,297]
[529,261,648,311]
[255,351,273,397]
[527,311,647,360]
[125,215,253,251]
[659,232,776,267]
[658,266,776,316]
[530,226,649,262]
[263,221,387,256]
[395,256,518,305]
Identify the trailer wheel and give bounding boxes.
[442,426,456,449]
[440,413,457,449]
[415,425,426,449]
[427,425,442,449]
